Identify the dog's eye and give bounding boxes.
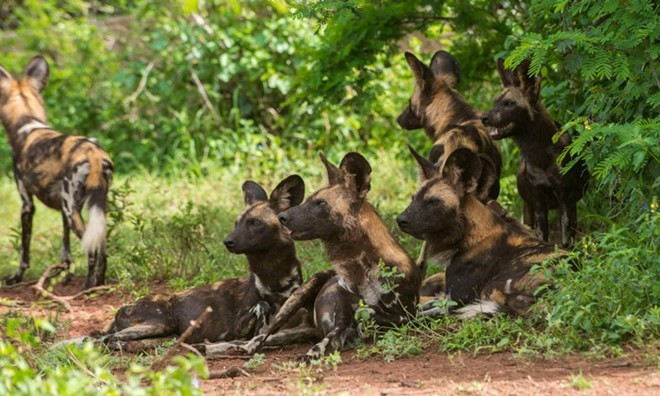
[426,198,441,206]
[315,199,327,207]
[249,219,261,226]
[503,100,515,107]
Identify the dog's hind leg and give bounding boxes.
[560,201,577,247]
[105,322,175,350]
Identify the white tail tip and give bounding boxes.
[456,300,500,319]
[82,206,106,254]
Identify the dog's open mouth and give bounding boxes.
[488,123,515,139]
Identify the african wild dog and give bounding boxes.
[397,147,564,317]
[397,50,501,203]
[102,175,320,348]
[277,152,422,360]
[397,50,502,275]
[0,56,113,288]
[481,59,589,247]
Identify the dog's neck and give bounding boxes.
[424,87,478,141]
[246,242,302,293]
[459,196,507,250]
[324,202,417,289]
[512,104,560,158]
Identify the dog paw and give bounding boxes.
[3,273,23,286]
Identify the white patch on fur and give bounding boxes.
[16,178,32,212]
[81,206,106,254]
[505,278,513,294]
[249,303,267,319]
[455,300,500,319]
[254,275,271,297]
[17,120,50,135]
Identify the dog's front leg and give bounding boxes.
[532,191,549,242]
[5,177,35,285]
[560,201,577,247]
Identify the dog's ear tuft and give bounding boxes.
[429,50,460,88]
[0,65,12,94]
[23,55,49,93]
[319,152,342,185]
[409,145,439,181]
[496,58,516,88]
[404,51,427,86]
[442,149,483,197]
[242,181,268,206]
[340,152,372,201]
[269,175,305,213]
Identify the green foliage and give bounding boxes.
[0,315,207,395]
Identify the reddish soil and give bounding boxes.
[1,278,658,395]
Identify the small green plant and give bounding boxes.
[243,352,266,371]
[565,371,593,391]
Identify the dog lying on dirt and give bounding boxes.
[481,59,589,247]
[397,147,564,317]
[100,175,319,349]
[201,152,422,361]
[0,56,113,288]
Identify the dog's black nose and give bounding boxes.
[278,214,288,224]
[481,115,490,125]
[223,238,234,248]
[396,214,408,228]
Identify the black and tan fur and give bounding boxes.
[0,56,113,288]
[481,59,589,246]
[397,147,564,317]
[102,175,319,348]
[397,50,502,202]
[397,51,502,276]
[277,152,422,359]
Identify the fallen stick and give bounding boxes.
[152,306,213,371]
[30,265,113,312]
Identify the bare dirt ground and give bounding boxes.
[1,278,658,396]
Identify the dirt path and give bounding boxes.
[1,279,658,395]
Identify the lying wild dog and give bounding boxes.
[397,50,501,203]
[397,147,564,317]
[204,153,423,360]
[397,50,502,275]
[102,176,319,348]
[0,56,113,288]
[481,59,589,247]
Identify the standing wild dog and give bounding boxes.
[397,50,502,202]
[277,152,422,360]
[397,147,564,317]
[481,59,589,247]
[103,176,320,348]
[0,56,113,288]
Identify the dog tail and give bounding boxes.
[81,154,112,255]
[455,299,501,319]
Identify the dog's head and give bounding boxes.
[481,58,542,140]
[0,56,49,126]
[397,146,496,245]
[224,175,305,254]
[278,152,372,241]
[397,50,461,131]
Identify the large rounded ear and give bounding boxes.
[242,181,268,206]
[404,51,427,86]
[442,149,483,197]
[515,59,542,104]
[23,55,49,93]
[496,58,516,87]
[429,50,460,88]
[339,152,372,201]
[319,152,342,185]
[269,175,305,213]
[409,145,439,181]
